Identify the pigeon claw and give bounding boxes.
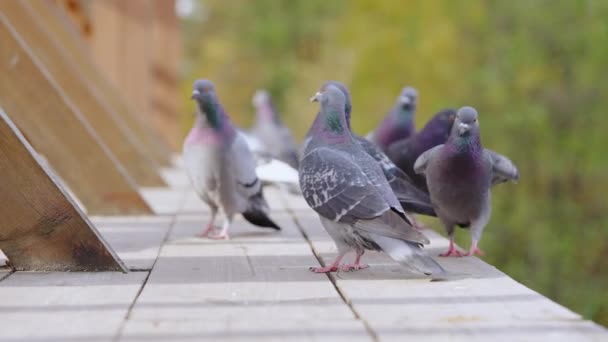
[209,233,230,240]
[197,224,220,238]
[309,265,339,273]
[465,246,485,257]
[439,248,464,257]
[340,263,369,272]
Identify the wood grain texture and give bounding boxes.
[0,15,152,215]
[0,108,127,271]
[32,0,174,166]
[0,2,166,187]
[89,0,178,154]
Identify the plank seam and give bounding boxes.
[285,205,379,342]
[0,269,15,282]
[112,189,188,341]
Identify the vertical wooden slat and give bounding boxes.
[90,0,178,154]
[41,0,174,166]
[0,2,167,187]
[0,14,152,215]
[150,0,181,150]
[0,107,127,272]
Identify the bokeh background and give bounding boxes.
[178,0,608,325]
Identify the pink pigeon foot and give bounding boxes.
[197,224,219,238]
[439,239,464,257]
[309,254,345,273]
[309,265,339,273]
[465,240,485,256]
[209,232,230,240]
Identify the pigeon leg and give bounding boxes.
[466,239,485,256]
[439,236,464,257]
[309,253,346,273]
[209,217,231,240]
[341,250,369,272]
[198,210,218,237]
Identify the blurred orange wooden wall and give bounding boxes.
[55,0,181,151]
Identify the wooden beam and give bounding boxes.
[0,108,127,272]
[32,0,174,167]
[0,14,152,215]
[0,2,167,187]
[150,0,181,150]
[90,0,178,153]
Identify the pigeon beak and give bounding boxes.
[310,91,322,102]
[458,122,470,135]
[191,89,200,100]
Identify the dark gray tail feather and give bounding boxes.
[242,209,281,230]
[370,233,447,276]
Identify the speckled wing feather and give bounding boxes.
[485,149,520,186]
[355,135,435,216]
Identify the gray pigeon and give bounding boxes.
[251,89,300,169]
[414,106,519,256]
[184,80,281,239]
[303,81,436,218]
[366,86,418,152]
[299,84,445,275]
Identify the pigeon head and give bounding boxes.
[398,86,418,111]
[252,89,271,108]
[453,106,479,137]
[311,84,348,135]
[320,81,352,120]
[252,89,279,122]
[191,79,222,128]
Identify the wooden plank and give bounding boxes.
[0,108,127,271]
[33,0,174,166]
[94,215,174,271]
[0,272,146,341]
[0,15,152,215]
[285,193,608,341]
[89,0,178,152]
[119,211,370,341]
[0,2,167,187]
[149,0,181,150]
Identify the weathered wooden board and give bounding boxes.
[0,108,127,271]
[149,0,181,150]
[30,0,174,166]
[285,193,608,342]
[119,212,370,341]
[0,272,146,341]
[0,2,166,187]
[89,0,178,153]
[0,15,152,215]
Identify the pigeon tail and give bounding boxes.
[370,233,446,276]
[242,209,281,230]
[242,192,281,230]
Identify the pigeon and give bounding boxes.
[386,109,457,192]
[184,80,281,239]
[303,81,436,218]
[251,89,300,169]
[414,106,519,257]
[366,86,418,152]
[299,84,445,275]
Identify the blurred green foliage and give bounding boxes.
[181,0,608,325]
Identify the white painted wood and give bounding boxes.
[93,215,173,270]
[285,191,608,341]
[119,209,369,341]
[0,272,146,341]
